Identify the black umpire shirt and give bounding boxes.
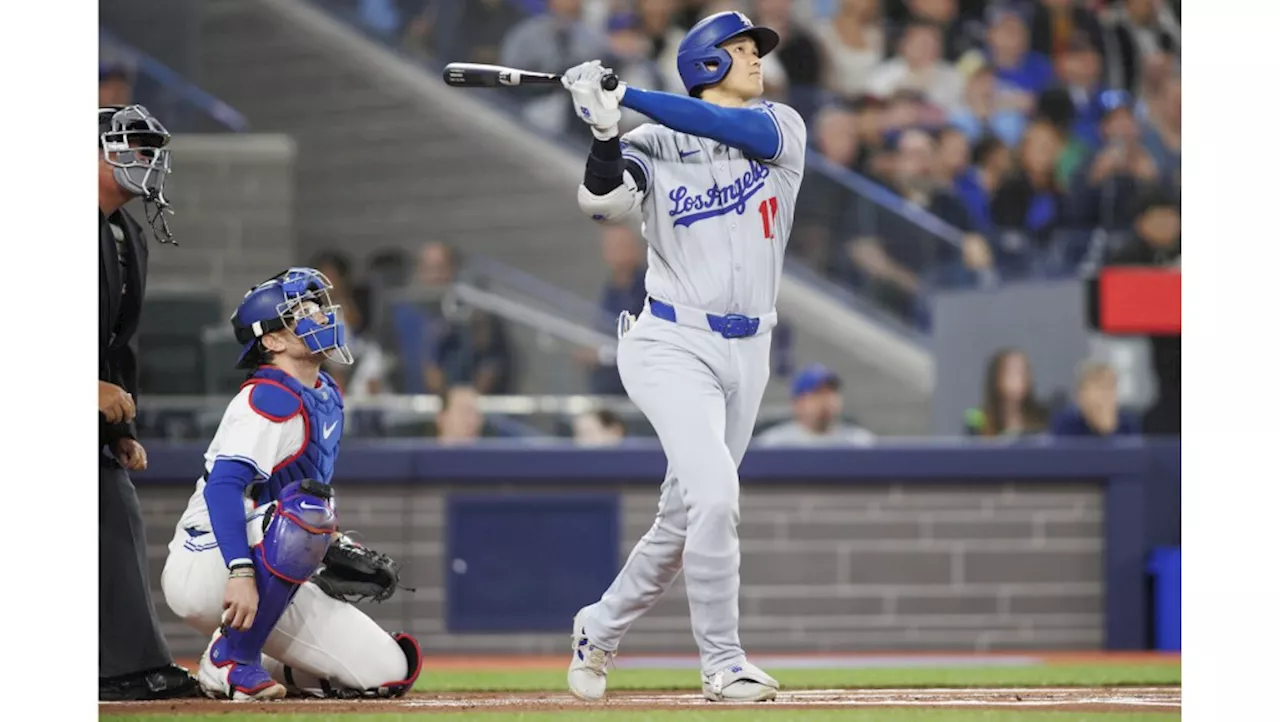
[99,208,148,452]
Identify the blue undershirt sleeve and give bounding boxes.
[203,458,258,568]
[619,87,781,160]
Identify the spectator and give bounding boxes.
[1105,183,1180,267]
[1045,33,1106,150]
[582,224,647,394]
[1140,74,1179,190]
[935,126,971,188]
[436,385,485,445]
[573,408,627,446]
[99,63,133,106]
[1134,47,1175,119]
[887,0,985,63]
[635,0,686,93]
[603,12,665,132]
[1098,0,1180,96]
[390,241,459,394]
[1070,90,1161,231]
[500,0,609,136]
[677,0,746,29]
[755,364,876,447]
[980,6,1054,108]
[310,250,387,399]
[964,348,1050,437]
[1027,0,1103,63]
[753,0,825,104]
[814,0,886,98]
[850,93,888,175]
[867,23,965,113]
[793,103,860,271]
[952,134,1011,235]
[404,0,524,64]
[1049,361,1141,437]
[1103,185,1179,435]
[357,0,405,39]
[990,119,1068,271]
[847,128,992,316]
[948,61,1027,146]
[310,250,369,336]
[676,0,718,29]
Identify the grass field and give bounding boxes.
[415,663,1181,692]
[99,656,1182,721]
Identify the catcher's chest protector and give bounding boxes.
[242,366,345,506]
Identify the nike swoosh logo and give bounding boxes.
[323,421,339,439]
[298,501,327,512]
[679,149,700,159]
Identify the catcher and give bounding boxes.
[160,267,422,700]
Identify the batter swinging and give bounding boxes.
[561,11,806,703]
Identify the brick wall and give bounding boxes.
[143,134,297,314]
[138,481,1103,658]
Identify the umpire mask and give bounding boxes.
[99,104,176,244]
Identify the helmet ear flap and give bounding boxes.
[688,47,733,96]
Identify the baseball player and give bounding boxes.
[160,267,423,700]
[560,11,806,703]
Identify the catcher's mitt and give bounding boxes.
[311,533,411,604]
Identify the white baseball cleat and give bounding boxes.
[567,609,615,701]
[702,660,779,702]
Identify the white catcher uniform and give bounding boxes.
[576,102,807,676]
[160,386,410,695]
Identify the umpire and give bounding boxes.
[98,105,197,700]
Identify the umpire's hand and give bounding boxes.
[98,380,136,424]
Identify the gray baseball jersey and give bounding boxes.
[620,101,807,317]
[577,102,808,677]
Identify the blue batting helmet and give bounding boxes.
[676,11,779,96]
[231,267,352,369]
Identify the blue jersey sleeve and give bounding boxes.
[620,87,781,161]
[204,458,258,568]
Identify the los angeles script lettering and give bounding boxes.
[667,161,770,228]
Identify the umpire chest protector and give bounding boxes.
[243,366,344,505]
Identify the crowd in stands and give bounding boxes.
[115,1,1180,443]
[357,0,1180,329]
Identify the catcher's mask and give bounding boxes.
[232,267,354,368]
[99,104,175,243]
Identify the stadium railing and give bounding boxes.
[100,28,250,133]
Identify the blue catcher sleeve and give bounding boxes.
[620,87,781,160]
[204,459,258,569]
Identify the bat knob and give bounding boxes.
[601,74,619,91]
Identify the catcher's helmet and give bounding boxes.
[676,11,779,96]
[231,267,353,369]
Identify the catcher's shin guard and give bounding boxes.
[224,481,337,663]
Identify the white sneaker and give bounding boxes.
[567,609,615,701]
[702,660,779,702]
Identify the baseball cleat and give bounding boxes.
[198,634,287,701]
[567,609,615,701]
[702,660,779,702]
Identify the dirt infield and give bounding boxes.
[100,686,1181,715]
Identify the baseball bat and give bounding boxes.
[442,62,619,91]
